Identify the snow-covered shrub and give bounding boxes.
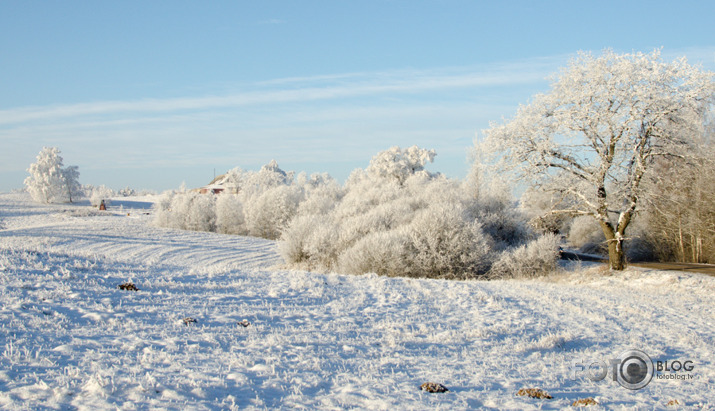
[336,172,403,218]
[406,203,494,278]
[215,194,246,235]
[300,217,341,269]
[282,216,344,270]
[166,192,194,230]
[277,214,321,266]
[154,160,320,240]
[488,233,560,279]
[244,185,303,239]
[89,185,115,207]
[295,172,343,216]
[338,198,416,250]
[337,229,410,277]
[474,204,531,251]
[280,146,538,279]
[184,193,216,232]
[153,191,216,232]
[329,193,504,279]
[152,191,175,228]
[242,160,294,198]
[463,160,532,250]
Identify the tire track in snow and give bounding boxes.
[489,276,714,360]
[0,213,282,272]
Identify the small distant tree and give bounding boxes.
[24,147,82,203]
[62,165,82,203]
[481,50,714,270]
[119,186,136,197]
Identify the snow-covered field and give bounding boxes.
[0,192,713,410]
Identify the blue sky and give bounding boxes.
[1,1,714,192]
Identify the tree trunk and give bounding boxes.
[600,221,626,270]
[607,239,626,270]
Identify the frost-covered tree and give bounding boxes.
[119,186,136,197]
[639,130,715,263]
[481,50,714,270]
[242,160,294,197]
[24,147,82,203]
[62,165,82,203]
[366,145,437,184]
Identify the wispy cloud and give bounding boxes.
[258,18,285,25]
[0,56,564,126]
[3,48,712,128]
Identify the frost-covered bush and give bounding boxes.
[277,214,320,266]
[280,146,540,279]
[279,214,341,270]
[185,193,216,232]
[295,172,343,216]
[244,185,303,240]
[404,203,494,278]
[337,229,409,277]
[152,191,174,228]
[153,190,216,232]
[215,194,246,235]
[488,233,561,279]
[241,160,294,198]
[474,201,531,251]
[154,160,332,239]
